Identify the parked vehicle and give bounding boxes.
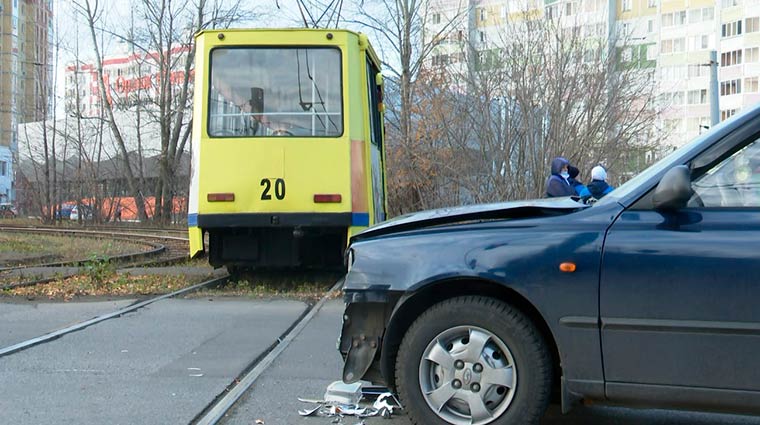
[70,205,93,221]
[0,203,17,218]
[188,28,387,272]
[339,103,760,424]
[55,204,75,220]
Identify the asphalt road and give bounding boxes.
[0,298,136,348]
[3,296,760,425]
[223,299,760,425]
[0,297,306,425]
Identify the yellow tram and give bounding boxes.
[188,29,387,270]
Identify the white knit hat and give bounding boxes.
[591,165,607,181]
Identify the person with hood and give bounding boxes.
[545,157,576,197]
[580,165,614,200]
[567,165,587,196]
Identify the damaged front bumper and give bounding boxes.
[339,290,394,385]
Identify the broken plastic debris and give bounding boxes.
[297,405,321,416]
[373,392,397,412]
[324,380,363,405]
[299,384,402,419]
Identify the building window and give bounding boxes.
[722,20,742,38]
[661,37,685,54]
[648,19,654,33]
[662,13,673,27]
[746,47,760,62]
[674,10,687,25]
[648,0,657,7]
[0,161,5,177]
[690,35,710,50]
[721,0,740,7]
[623,0,632,11]
[690,8,701,23]
[565,1,577,16]
[673,91,685,104]
[720,79,742,96]
[688,117,711,132]
[479,31,486,43]
[720,49,743,66]
[746,77,759,92]
[480,8,487,21]
[432,13,441,24]
[584,0,605,12]
[665,118,684,132]
[703,7,714,21]
[721,109,738,120]
[622,47,633,62]
[747,17,760,33]
[688,64,709,77]
[646,45,658,60]
[545,4,558,19]
[688,89,708,104]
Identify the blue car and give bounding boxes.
[55,204,75,220]
[339,104,760,424]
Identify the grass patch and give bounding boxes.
[193,271,343,301]
[0,233,148,266]
[2,272,212,301]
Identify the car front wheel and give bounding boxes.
[396,296,552,425]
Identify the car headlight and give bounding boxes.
[345,248,355,273]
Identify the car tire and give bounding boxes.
[395,296,552,425]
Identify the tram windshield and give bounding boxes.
[208,47,343,137]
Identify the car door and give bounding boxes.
[600,137,760,392]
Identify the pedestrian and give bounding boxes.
[545,157,576,198]
[580,165,614,200]
[115,205,122,222]
[567,165,587,196]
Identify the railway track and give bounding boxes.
[1,224,347,424]
[0,273,229,358]
[0,226,191,289]
[191,278,344,425]
[0,271,344,425]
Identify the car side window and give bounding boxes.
[692,138,760,207]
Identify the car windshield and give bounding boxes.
[207,47,343,138]
[593,130,709,206]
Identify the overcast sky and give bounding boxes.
[50,0,356,116]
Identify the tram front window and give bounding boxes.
[208,47,343,137]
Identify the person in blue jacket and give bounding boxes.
[545,157,576,197]
[580,165,614,200]
[567,165,587,196]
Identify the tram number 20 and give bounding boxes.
[260,178,286,200]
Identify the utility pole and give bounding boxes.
[709,50,719,126]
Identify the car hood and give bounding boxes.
[354,197,587,241]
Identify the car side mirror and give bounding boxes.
[652,165,694,210]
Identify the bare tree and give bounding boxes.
[71,0,254,224]
[16,5,60,223]
[387,11,662,212]
[344,0,467,214]
[129,0,254,223]
[73,0,151,221]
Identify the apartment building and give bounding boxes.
[427,0,760,150]
[0,0,52,204]
[64,43,193,118]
